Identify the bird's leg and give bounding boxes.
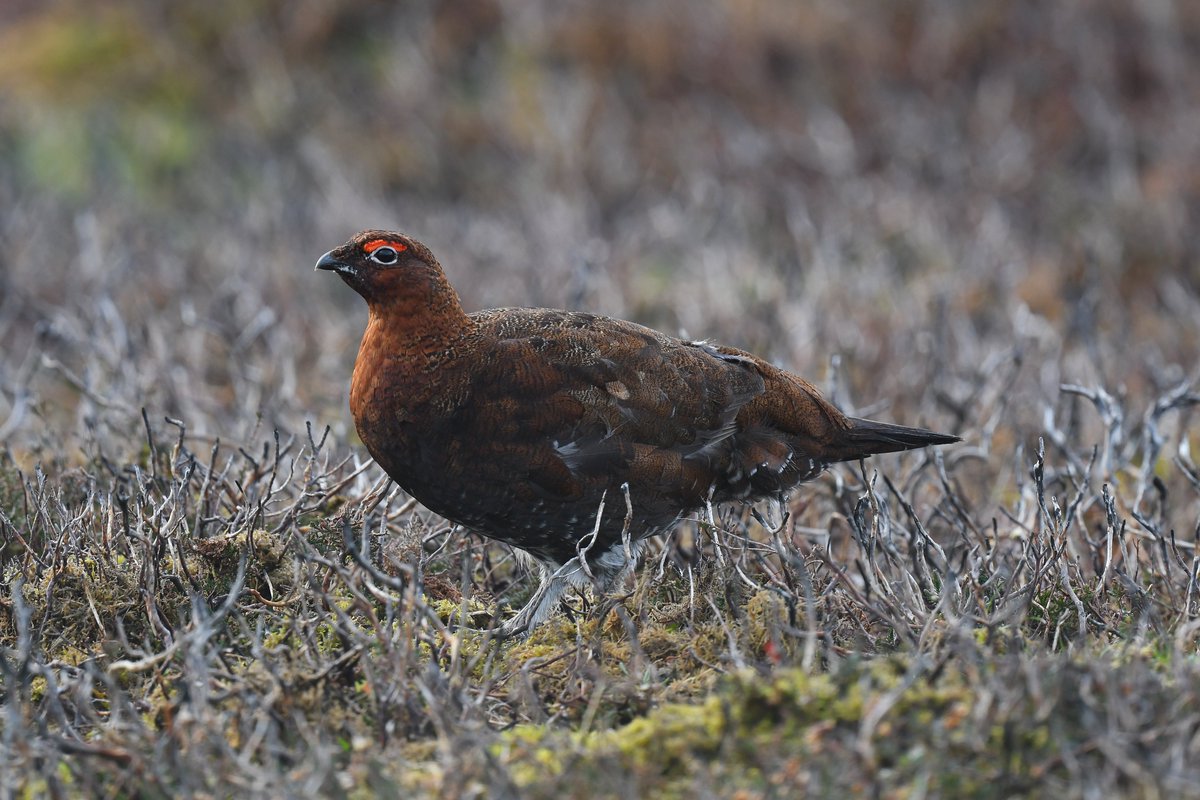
[583,489,638,599]
[584,564,632,633]
[498,559,577,639]
[585,539,644,630]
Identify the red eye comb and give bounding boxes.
[364,239,408,254]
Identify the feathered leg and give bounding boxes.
[498,560,575,638]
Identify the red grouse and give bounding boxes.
[318,231,957,635]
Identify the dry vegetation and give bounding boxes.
[2,1,1199,797]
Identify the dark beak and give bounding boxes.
[315,250,354,275]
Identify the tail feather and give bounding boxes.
[831,417,960,462]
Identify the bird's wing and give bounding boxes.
[464,309,766,504]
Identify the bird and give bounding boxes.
[317,230,958,636]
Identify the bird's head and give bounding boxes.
[316,230,456,313]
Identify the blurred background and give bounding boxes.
[5,4,1200,792]
[1,0,1197,474]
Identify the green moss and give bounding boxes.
[478,657,1110,797]
[429,596,492,628]
[1026,584,1088,645]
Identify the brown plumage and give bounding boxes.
[317,230,958,635]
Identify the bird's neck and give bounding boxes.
[369,281,472,345]
[362,269,474,361]
[350,276,475,428]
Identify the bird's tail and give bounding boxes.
[830,417,959,462]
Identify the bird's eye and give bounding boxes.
[368,246,399,265]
